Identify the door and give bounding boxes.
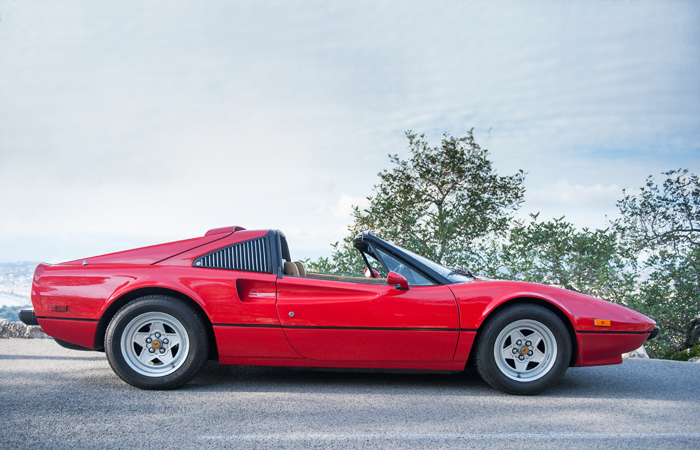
[275,276,460,361]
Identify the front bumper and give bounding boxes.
[18,309,40,326]
[646,326,661,342]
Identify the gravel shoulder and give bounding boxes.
[1,339,699,449]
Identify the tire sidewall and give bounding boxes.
[105,296,208,390]
[476,305,571,395]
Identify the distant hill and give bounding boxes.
[0,262,40,307]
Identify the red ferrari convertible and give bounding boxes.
[20,226,658,394]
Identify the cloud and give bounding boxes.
[528,181,622,209]
[330,193,370,219]
[0,1,697,262]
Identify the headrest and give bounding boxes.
[284,261,299,276]
[294,261,306,277]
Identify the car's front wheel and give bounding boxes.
[105,295,209,390]
[475,304,571,395]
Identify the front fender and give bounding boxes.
[449,280,577,330]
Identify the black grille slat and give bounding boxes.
[258,239,264,272]
[253,242,262,272]
[193,236,272,274]
[257,240,263,272]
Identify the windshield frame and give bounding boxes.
[391,244,473,283]
[353,232,474,285]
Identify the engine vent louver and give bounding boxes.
[193,236,272,274]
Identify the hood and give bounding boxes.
[449,278,656,333]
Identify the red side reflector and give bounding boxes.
[594,319,611,327]
[49,305,68,312]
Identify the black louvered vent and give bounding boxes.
[193,237,272,273]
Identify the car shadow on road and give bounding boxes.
[185,361,495,396]
[31,347,697,402]
[181,358,700,401]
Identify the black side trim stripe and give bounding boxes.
[576,330,650,335]
[37,316,99,322]
[213,323,478,332]
[285,326,462,332]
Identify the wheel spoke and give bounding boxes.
[139,347,156,364]
[150,321,166,336]
[529,350,545,364]
[509,330,523,343]
[532,333,545,351]
[513,358,528,372]
[156,350,175,366]
[133,332,150,347]
[501,346,515,361]
[165,333,181,349]
[530,332,543,346]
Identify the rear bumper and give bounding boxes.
[18,309,40,326]
[19,309,98,349]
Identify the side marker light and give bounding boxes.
[594,319,611,327]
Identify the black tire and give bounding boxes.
[475,304,571,395]
[105,295,209,390]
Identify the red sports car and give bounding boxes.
[20,226,658,395]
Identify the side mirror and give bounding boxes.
[387,271,409,290]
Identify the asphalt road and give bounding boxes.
[1,339,699,450]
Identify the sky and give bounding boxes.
[0,0,698,263]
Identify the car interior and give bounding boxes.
[282,259,388,284]
[278,232,388,284]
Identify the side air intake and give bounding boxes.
[193,236,272,274]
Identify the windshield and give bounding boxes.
[373,247,434,286]
[389,243,474,284]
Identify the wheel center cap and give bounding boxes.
[520,346,529,355]
[152,340,161,349]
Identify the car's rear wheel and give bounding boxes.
[475,304,571,395]
[105,295,209,390]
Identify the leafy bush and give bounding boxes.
[663,344,700,362]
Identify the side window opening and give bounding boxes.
[276,231,431,286]
[281,238,387,285]
[372,247,435,286]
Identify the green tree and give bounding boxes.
[616,169,700,252]
[627,248,700,358]
[307,130,525,276]
[615,169,700,358]
[491,215,637,306]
